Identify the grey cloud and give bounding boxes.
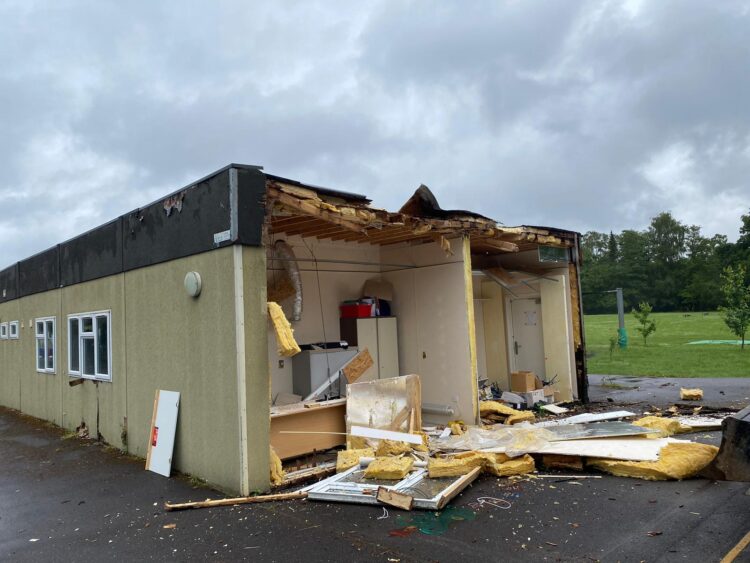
[1,0,749,267]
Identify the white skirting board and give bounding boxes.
[145,390,181,477]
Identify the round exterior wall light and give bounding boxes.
[184,271,202,297]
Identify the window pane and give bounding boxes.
[36,321,44,336]
[96,316,108,375]
[83,337,95,376]
[46,321,54,370]
[82,317,93,333]
[69,319,80,372]
[37,337,45,370]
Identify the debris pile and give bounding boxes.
[168,375,736,515]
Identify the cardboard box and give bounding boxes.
[535,378,544,390]
[520,389,546,406]
[543,385,555,398]
[511,371,537,393]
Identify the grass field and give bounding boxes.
[584,311,750,377]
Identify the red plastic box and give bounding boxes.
[340,304,373,318]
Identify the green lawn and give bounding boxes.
[584,311,750,377]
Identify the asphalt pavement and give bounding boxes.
[1,391,750,562]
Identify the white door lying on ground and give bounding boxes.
[510,298,546,378]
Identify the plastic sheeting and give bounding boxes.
[432,425,554,458]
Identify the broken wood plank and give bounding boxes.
[342,348,374,384]
[377,487,414,511]
[350,425,423,445]
[436,467,482,509]
[165,491,307,511]
[275,462,336,489]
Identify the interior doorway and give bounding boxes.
[509,298,546,377]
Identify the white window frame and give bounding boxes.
[9,321,19,339]
[35,317,56,374]
[0,322,7,340]
[67,310,112,382]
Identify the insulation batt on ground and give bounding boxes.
[632,416,688,438]
[680,388,704,401]
[587,442,719,481]
[364,457,414,480]
[375,440,412,457]
[336,448,375,473]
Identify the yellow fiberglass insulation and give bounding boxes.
[375,440,412,457]
[588,442,719,481]
[680,388,703,401]
[270,446,285,486]
[505,411,537,425]
[364,456,414,480]
[484,454,536,477]
[336,448,375,473]
[479,401,536,424]
[428,451,533,478]
[268,302,301,357]
[633,416,686,438]
[479,401,520,417]
[428,453,486,478]
[448,420,466,435]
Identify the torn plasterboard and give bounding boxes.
[534,410,636,427]
[537,437,684,461]
[346,374,422,444]
[145,390,180,477]
[350,425,423,445]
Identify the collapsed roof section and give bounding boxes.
[266,179,577,255]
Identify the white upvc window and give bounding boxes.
[35,317,56,373]
[9,321,19,339]
[0,322,7,340]
[68,311,112,381]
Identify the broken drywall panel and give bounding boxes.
[541,404,569,415]
[537,437,683,461]
[535,410,636,427]
[145,390,181,477]
[544,422,657,441]
[350,425,423,445]
[346,374,422,438]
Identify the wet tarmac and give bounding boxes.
[1,398,749,562]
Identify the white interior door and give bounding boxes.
[510,298,546,378]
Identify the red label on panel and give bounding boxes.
[151,426,159,447]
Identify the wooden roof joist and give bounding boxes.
[265,180,575,251]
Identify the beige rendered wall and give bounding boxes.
[60,275,127,447]
[15,291,64,425]
[125,247,247,492]
[0,245,269,494]
[540,271,577,401]
[0,299,22,410]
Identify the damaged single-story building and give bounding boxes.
[0,164,587,494]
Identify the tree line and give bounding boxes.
[580,210,750,314]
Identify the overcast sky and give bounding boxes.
[1,0,749,266]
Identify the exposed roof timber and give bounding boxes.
[266,180,575,251]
